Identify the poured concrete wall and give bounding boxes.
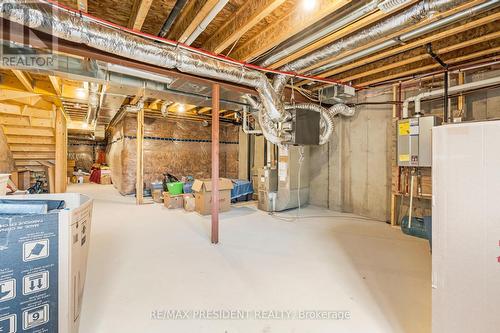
[309,87,393,221]
[309,69,500,221]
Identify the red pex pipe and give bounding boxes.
[42,0,357,88]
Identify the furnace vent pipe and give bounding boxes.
[402,75,500,118]
[184,0,229,45]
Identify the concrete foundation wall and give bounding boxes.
[309,87,393,221]
[309,69,500,222]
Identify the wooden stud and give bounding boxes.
[211,83,220,244]
[458,72,465,117]
[136,104,144,205]
[231,0,352,61]
[128,0,154,30]
[55,107,67,193]
[203,0,286,54]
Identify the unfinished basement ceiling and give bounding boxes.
[55,0,500,88]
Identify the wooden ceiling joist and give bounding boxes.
[174,0,222,44]
[301,0,489,76]
[268,0,420,69]
[298,5,500,88]
[358,46,500,87]
[338,30,500,84]
[48,75,62,96]
[12,70,34,93]
[230,0,352,62]
[203,0,287,54]
[128,0,154,31]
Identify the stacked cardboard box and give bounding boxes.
[192,178,233,215]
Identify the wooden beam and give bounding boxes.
[171,0,221,43]
[6,136,55,145]
[337,31,500,84]
[128,0,154,30]
[301,9,500,87]
[0,90,39,102]
[310,1,493,74]
[198,107,212,114]
[48,75,62,96]
[203,0,286,54]
[211,83,220,244]
[231,0,352,61]
[2,126,55,137]
[55,107,67,193]
[12,152,55,160]
[11,70,34,92]
[9,144,56,152]
[136,104,144,205]
[268,1,419,69]
[358,46,500,87]
[0,115,53,127]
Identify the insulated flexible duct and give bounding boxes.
[272,0,468,95]
[0,0,286,126]
[285,103,355,144]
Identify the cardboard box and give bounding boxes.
[100,174,111,185]
[152,189,162,203]
[163,192,183,209]
[183,194,195,212]
[192,178,233,215]
[0,193,93,333]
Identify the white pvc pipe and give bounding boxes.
[184,0,229,46]
[402,75,500,118]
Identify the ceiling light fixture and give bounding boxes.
[302,0,317,11]
[75,88,87,99]
[178,104,186,113]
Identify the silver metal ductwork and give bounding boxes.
[85,82,100,125]
[0,0,286,137]
[272,0,468,95]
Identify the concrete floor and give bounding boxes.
[74,184,431,333]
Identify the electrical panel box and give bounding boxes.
[285,108,320,145]
[397,116,439,167]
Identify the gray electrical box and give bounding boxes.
[397,116,439,167]
[285,108,320,145]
